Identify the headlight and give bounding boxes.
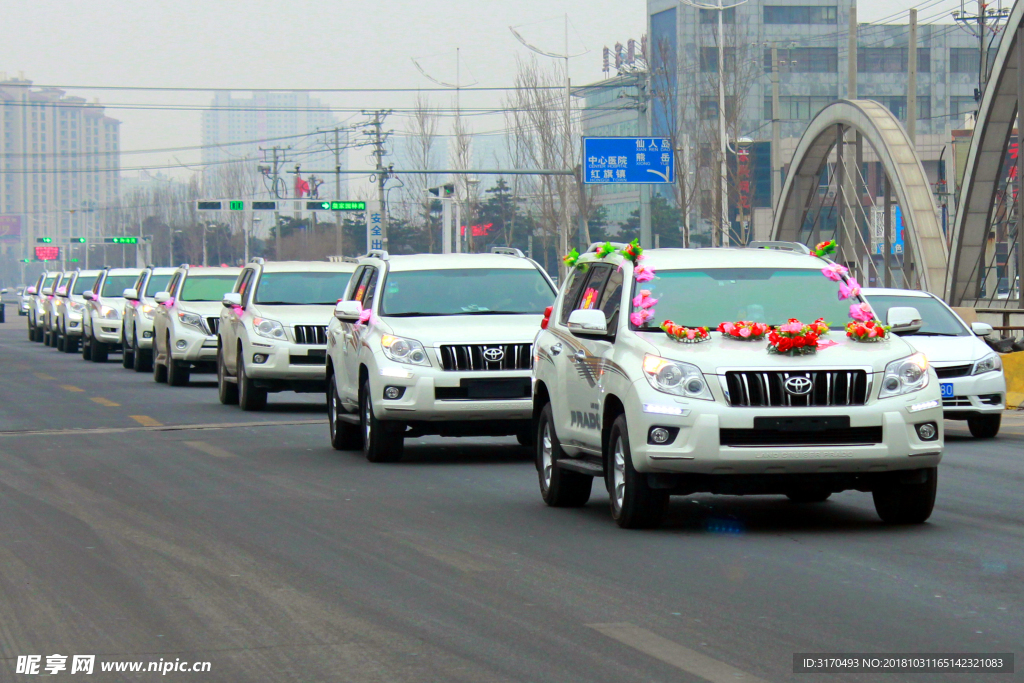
[99,305,120,320]
[642,354,714,401]
[252,317,286,341]
[177,310,204,330]
[380,334,430,366]
[68,301,85,314]
[141,304,157,320]
[972,352,1002,375]
[879,352,930,398]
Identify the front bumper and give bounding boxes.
[623,378,943,475]
[66,313,84,337]
[171,324,218,363]
[938,370,1006,416]
[244,340,327,381]
[93,318,123,344]
[133,315,157,349]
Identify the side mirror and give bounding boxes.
[56,286,68,297]
[334,300,363,321]
[153,292,171,304]
[82,291,95,301]
[123,288,139,301]
[1,288,7,294]
[887,306,923,335]
[222,292,243,308]
[567,308,609,337]
[26,286,37,295]
[42,287,53,296]
[971,321,994,337]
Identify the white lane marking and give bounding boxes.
[184,440,236,459]
[587,622,769,683]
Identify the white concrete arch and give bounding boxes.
[771,99,947,295]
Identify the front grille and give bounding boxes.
[935,364,972,379]
[724,370,869,407]
[289,354,326,366]
[435,378,532,400]
[720,426,883,447]
[293,325,327,345]
[439,343,532,371]
[943,396,972,407]
[206,317,219,335]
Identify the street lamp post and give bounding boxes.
[204,223,216,267]
[248,216,261,264]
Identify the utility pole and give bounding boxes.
[260,145,290,260]
[908,8,918,143]
[952,1,1010,104]
[848,4,858,99]
[364,110,392,250]
[333,127,343,257]
[770,45,782,215]
[638,69,652,249]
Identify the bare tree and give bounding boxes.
[405,94,441,252]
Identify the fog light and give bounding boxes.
[916,422,938,441]
[384,385,404,400]
[650,427,671,444]
[252,353,268,364]
[175,339,187,350]
[143,330,152,338]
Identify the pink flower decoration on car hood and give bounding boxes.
[849,302,874,322]
[779,321,804,333]
[821,263,848,281]
[633,265,655,282]
[631,289,658,309]
[838,277,862,300]
[629,309,654,326]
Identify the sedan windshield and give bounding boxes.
[180,275,238,302]
[72,276,97,295]
[101,275,138,298]
[380,268,555,316]
[254,271,353,305]
[633,268,856,330]
[864,294,970,336]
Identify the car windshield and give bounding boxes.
[380,268,555,316]
[254,271,353,305]
[101,275,139,298]
[72,276,97,295]
[180,275,238,302]
[632,267,856,330]
[145,274,173,297]
[864,294,970,336]
[42,275,57,289]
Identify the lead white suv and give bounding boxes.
[534,243,944,529]
[151,265,241,386]
[81,267,143,362]
[218,258,356,410]
[325,249,557,462]
[121,266,176,372]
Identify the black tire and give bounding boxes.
[328,376,361,450]
[167,354,190,387]
[872,468,938,524]
[121,330,134,369]
[516,427,533,448]
[43,327,51,346]
[786,490,832,503]
[81,329,91,360]
[55,328,65,352]
[608,414,668,529]
[152,337,168,383]
[967,414,1001,439]
[90,335,108,363]
[63,333,78,354]
[360,379,403,462]
[238,357,267,410]
[537,403,592,507]
[217,347,239,405]
[132,333,151,371]
[28,322,36,342]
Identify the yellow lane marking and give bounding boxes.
[396,536,496,572]
[587,623,768,683]
[130,415,163,427]
[183,440,236,459]
[33,372,56,381]
[60,385,85,392]
[90,397,120,407]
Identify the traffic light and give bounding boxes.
[36,237,53,243]
[229,201,244,210]
[251,201,277,210]
[197,201,222,211]
[428,184,455,198]
[104,237,138,244]
[71,237,86,243]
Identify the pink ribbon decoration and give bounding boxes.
[631,290,658,309]
[633,265,656,282]
[354,302,378,329]
[232,305,245,316]
[838,277,862,300]
[821,263,848,281]
[849,302,874,322]
[162,297,175,307]
[817,339,839,349]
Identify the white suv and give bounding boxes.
[863,287,1007,438]
[533,243,944,528]
[326,249,556,462]
[81,267,143,362]
[121,266,176,372]
[217,259,356,410]
[151,265,241,386]
[53,269,100,353]
[41,271,71,348]
[27,270,58,343]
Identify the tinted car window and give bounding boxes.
[145,274,173,297]
[179,275,238,302]
[72,276,97,295]
[381,268,554,316]
[254,271,353,305]
[865,295,970,336]
[101,275,140,298]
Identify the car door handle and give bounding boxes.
[549,343,562,356]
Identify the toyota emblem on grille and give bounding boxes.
[482,347,505,362]
[784,376,813,395]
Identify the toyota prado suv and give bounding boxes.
[533,242,944,529]
[325,249,556,462]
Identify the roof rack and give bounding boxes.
[490,247,525,257]
[365,249,390,261]
[586,241,627,253]
[249,256,266,265]
[747,241,812,255]
[179,263,190,269]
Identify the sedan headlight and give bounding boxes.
[972,352,1002,375]
[177,310,205,330]
[141,304,157,320]
[99,305,121,320]
[68,301,86,314]
[252,317,286,341]
[642,354,714,401]
[879,352,930,398]
[380,334,430,366]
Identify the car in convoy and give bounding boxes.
[218,259,356,410]
[863,287,1007,438]
[81,267,143,362]
[27,271,59,342]
[52,269,100,353]
[325,249,556,461]
[17,286,30,316]
[120,266,175,372]
[40,271,72,347]
[532,242,944,529]
[151,265,241,386]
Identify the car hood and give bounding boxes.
[174,300,223,315]
[379,314,544,345]
[637,330,919,375]
[249,304,335,326]
[900,334,989,364]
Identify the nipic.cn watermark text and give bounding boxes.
[15,655,212,675]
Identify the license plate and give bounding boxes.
[753,415,850,432]
[940,383,954,398]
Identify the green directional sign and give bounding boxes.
[36,237,53,243]
[229,201,245,211]
[306,201,367,211]
[104,236,139,244]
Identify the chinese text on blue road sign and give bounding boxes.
[583,137,675,184]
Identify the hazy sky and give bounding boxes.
[1,0,966,189]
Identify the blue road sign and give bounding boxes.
[582,137,675,184]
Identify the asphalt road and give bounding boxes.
[1,316,1021,682]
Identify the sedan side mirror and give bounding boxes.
[887,306,923,335]
[334,300,363,321]
[222,292,243,308]
[567,308,609,338]
[153,292,171,304]
[82,291,95,301]
[123,288,139,301]
[971,321,994,337]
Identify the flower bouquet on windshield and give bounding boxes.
[767,318,828,356]
[717,320,769,341]
[845,319,890,342]
[661,320,710,344]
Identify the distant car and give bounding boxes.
[863,288,1006,438]
[17,286,29,316]
[53,270,100,353]
[120,266,176,372]
[41,271,73,347]
[27,271,59,342]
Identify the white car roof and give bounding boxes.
[181,267,242,276]
[580,247,829,270]
[148,267,177,275]
[105,268,143,276]
[380,253,543,272]
[257,260,357,274]
[76,270,102,277]
[861,287,934,298]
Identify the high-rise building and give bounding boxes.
[0,73,120,265]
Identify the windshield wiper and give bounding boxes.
[254,301,301,305]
